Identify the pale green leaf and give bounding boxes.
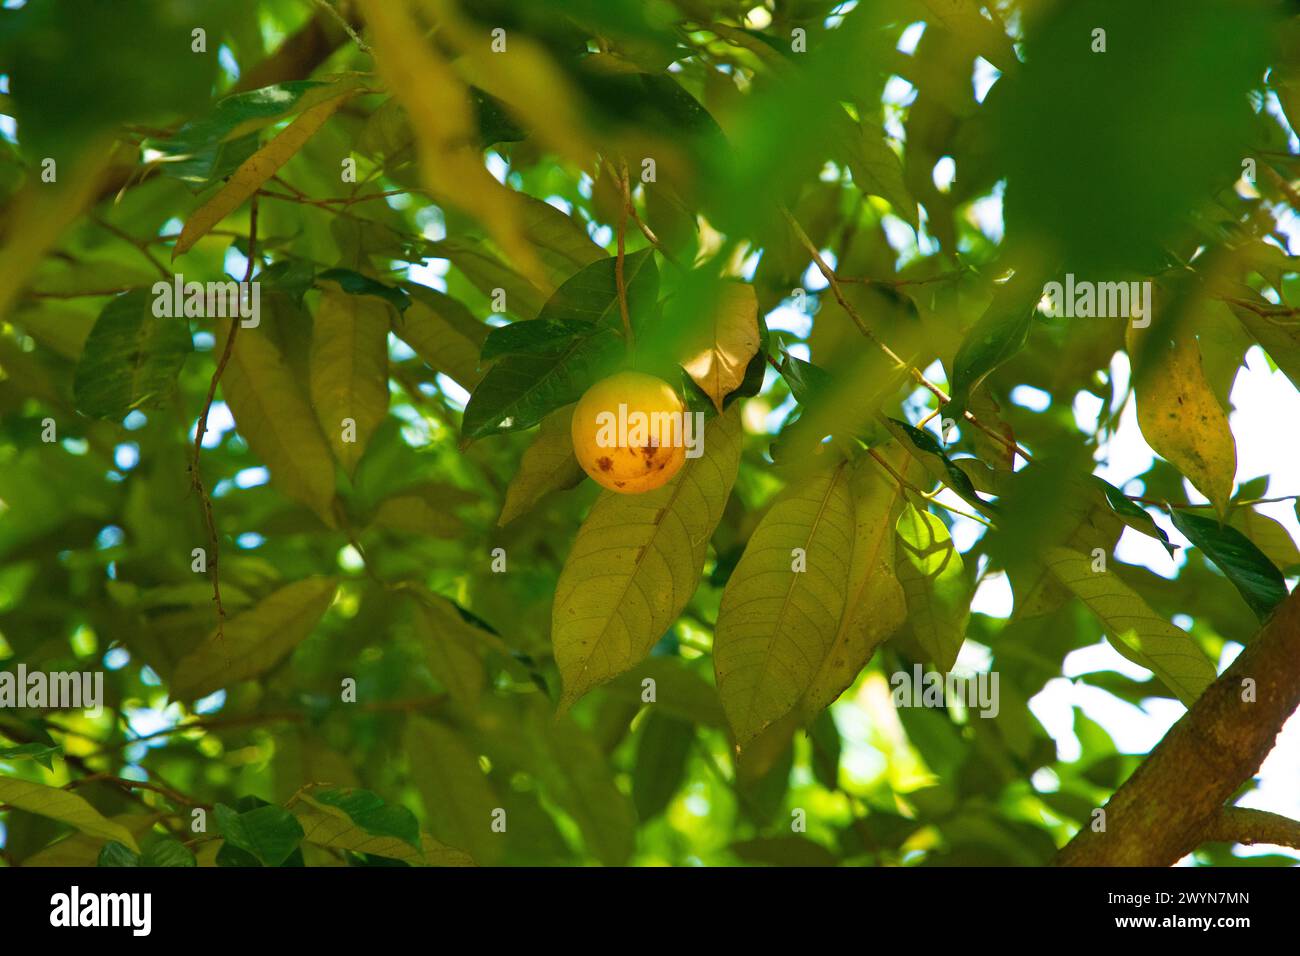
[310,284,390,475]
[895,501,970,672]
[0,778,140,852]
[714,463,855,746]
[170,577,338,700]
[498,404,586,525]
[1044,546,1217,707]
[553,408,743,709]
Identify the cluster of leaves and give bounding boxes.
[1,0,1299,867]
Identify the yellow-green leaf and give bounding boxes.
[682,282,761,412]
[310,284,390,476]
[895,501,970,672]
[714,463,856,747]
[292,787,474,867]
[170,577,338,700]
[173,92,355,257]
[553,408,743,709]
[405,717,502,864]
[1044,546,1217,707]
[498,405,586,525]
[409,593,486,710]
[371,494,462,538]
[800,453,908,716]
[1230,507,1300,571]
[217,320,338,526]
[394,287,488,389]
[1128,325,1236,517]
[0,778,140,852]
[22,813,162,867]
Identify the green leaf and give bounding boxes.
[0,742,61,769]
[1170,509,1288,621]
[498,405,586,525]
[714,463,856,746]
[800,454,908,716]
[394,284,488,389]
[292,794,474,867]
[309,284,391,475]
[894,502,969,672]
[316,267,411,314]
[808,710,842,791]
[140,835,197,867]
[170,577,338,700]
[1089,476,1174,555]
[306,788,420,850]
[0,778,140,852]
[947,306,1034,415]
[481,318,599,362]
[883,418,990,513]
[215,802,305,867]
[409,591,486,709]
[216,311,338,526]
[405,717,501,864]
[632,713,693,822]
[537,249,658,325]
[838,114,918,230]
[96,841,140,867]
[539,717,637,865]
[554,409,743,708]
[778,352,833,406]
[461,325,624,439]
[72,290,193,421]
[1044,546,1217,707]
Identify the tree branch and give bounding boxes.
[1201,807,1300,851]
[1055,586,1300,865]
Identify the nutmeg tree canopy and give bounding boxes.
[0,0,1297,870]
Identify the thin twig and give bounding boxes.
[190,196,259,650]
[781,206,1033,464]
[615,159,635,356]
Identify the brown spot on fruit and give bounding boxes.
[597,456,613,472]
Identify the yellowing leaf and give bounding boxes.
[894,501,969,672]
[0,778,140,853]
[406,717,502,864]
[171,577,337,700]
[173,92,355,257]
[1044,546,1217,707]
[394,287,488,389]
[1230,507,1300,570]
[1128,325,1236,517]
[217,320,338,526]
[714,463,855,746]
[682,283,761,412]
[800,453,908,716]
[498,405,586,525]
[310,284,391,476]
[358,0,546,289]
[553,408,743,708]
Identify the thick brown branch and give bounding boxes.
[1055,587,1300,866]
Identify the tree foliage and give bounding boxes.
[1,0,1298,868]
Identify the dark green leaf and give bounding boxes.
[72,289,193,421]
[1170,509,1288,621]
[215,802,305,867]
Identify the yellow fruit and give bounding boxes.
[571,371,688,494]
